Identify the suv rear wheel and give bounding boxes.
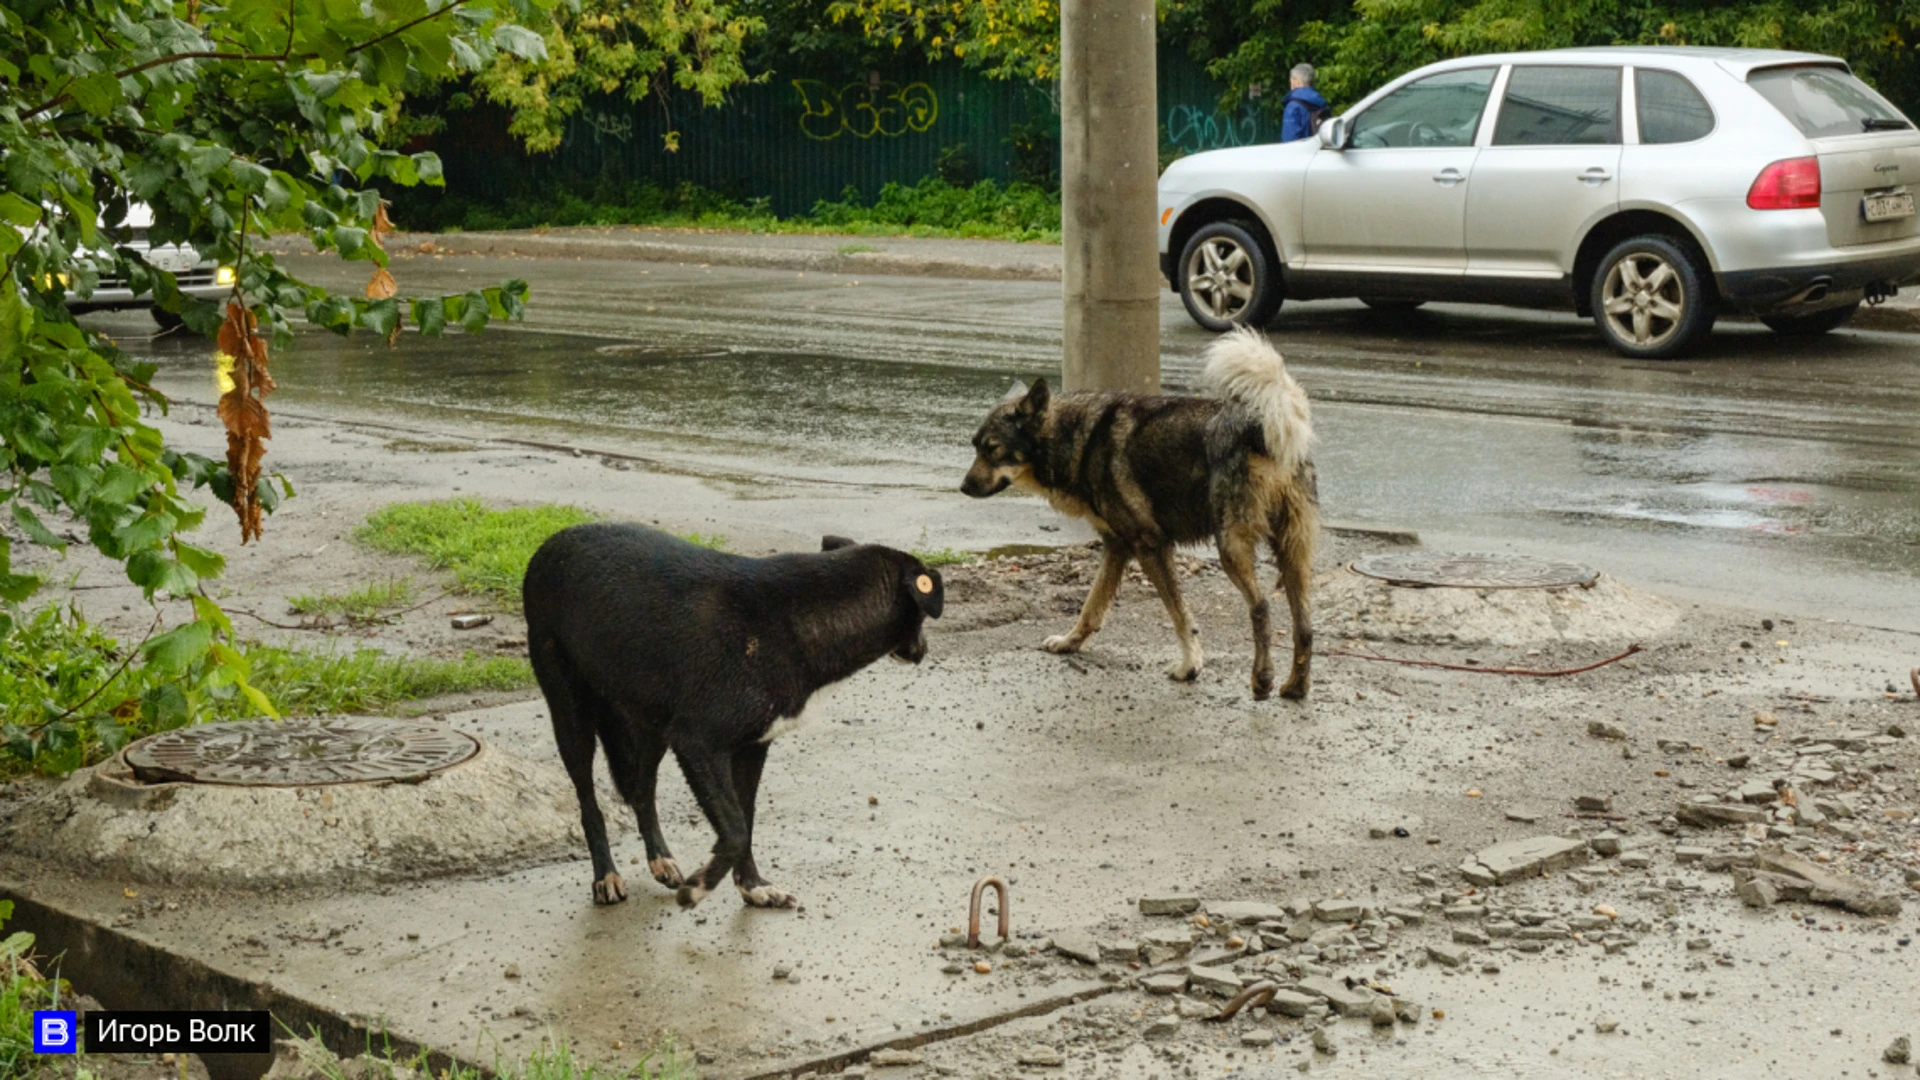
[1760,301,1859,336]
[1590,235,1716,359]
[1178,221,1281,332]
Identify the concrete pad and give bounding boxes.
[3,740,577,888]
[1318,568,1680,648]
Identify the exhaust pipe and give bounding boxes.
[1783,279,1833,306]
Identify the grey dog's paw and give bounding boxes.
[649,856,684,889]
[592,872,628,905]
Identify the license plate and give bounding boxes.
[146,246,200,272]
[1863,191,1916,223]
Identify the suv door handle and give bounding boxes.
[1432,168,1465,186]
[1579,168,1614,184]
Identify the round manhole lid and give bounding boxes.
[1350,552,1600,590]
[125,717,479,786]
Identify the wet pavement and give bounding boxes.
[106,250,1920,630]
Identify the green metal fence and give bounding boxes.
[420,49,1280,217]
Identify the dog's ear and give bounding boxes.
[905,565,944,619]
[821,535,858,552]
[1015,378,1050,419]
[999,379,1029,406]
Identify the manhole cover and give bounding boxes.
[125,718,479,786]
[1350,552,1600,590]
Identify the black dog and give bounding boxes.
[523,525,943,909]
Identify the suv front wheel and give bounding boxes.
[1590,235,1715,359]
[1178,221,1282,332]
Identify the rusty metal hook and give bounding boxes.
[1208,980,1280,1023]
[967,875,1010,949]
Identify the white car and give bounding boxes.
[1158,47,1920,357]
[65,202,232,329]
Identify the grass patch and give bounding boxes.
[288,577,419,620]
[836,243,877,255]
[243,646,532,716]
[912,547,976,568]
[357,499,599,605]
[0,604,534,778]
[288,1031,691,1080]
[681,532,727,551]
[390,176,1062,244]
[2,901,59,1080]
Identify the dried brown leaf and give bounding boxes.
[366,267,398,300]
[216,301,274,544]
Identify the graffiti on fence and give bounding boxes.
[793,78,939,141]
[582,108,634,146]
[1164,103,1269,153]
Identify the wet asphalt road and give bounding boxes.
[118,250,1920,630]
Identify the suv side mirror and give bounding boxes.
[1318,116,1348,150]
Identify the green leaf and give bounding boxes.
[127,550,198,598]
[113,510,178,554]
[239,681,280,720]
[493,24,548,61]
[187,144,235,179]
[263,171,305,214]
[11,503,67,551]
[225,159,271,195]
[459,289,490,333]
[0,192,42,227]
[71,71,124,116]
[412,296,447,336]
[333,226,368,258]
[173,540,226,578]
[143,684,191,728]
[358,297,400,337]
[141,619,215,677]
[413,152,445,186]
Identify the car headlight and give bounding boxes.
[215,266,236,285]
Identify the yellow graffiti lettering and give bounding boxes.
[793,78,939,141]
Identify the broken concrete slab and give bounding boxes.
[1204,900,1288,925]
[1050,929,1102,965]
[1753,846,1904,917]
[1676,802,1768,827]
[1265,990,1317,1018]
[1295,975,1378,1018]
[1185,965,1243,998]
[1458,836,1589,885]
[1138,895,1200,916]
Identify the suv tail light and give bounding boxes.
[1747,157,1822,210]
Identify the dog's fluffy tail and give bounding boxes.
[1202,327,1314,477]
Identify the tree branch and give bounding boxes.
[22,0,479,120]
[31,610,163,731]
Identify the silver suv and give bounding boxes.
[1158,47,1920,357]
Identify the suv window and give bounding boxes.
[1493,66,1621,146]
[1748,65,1913,138]
[1349,68,1497,149]
[1635,69,1714,144]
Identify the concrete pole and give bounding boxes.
[1059,0,1161,394]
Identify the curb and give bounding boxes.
[261,231,1920,333]
[263,231,1064,283]
[0,881,477,1080]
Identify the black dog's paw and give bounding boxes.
[648,856,684,889]
[1277,675,1309,701]
[675,882,712,909]
[738,883,800,909]
[592,872,628,905]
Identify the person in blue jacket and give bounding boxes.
[1280,64,1330,143]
